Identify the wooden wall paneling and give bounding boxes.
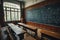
[26,22,60,33]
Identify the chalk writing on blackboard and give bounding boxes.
[26,3,60,27]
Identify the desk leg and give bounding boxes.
[18,33,24,40]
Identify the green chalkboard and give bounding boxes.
[25,3,60,27]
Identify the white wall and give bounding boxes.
[25,0,45,7]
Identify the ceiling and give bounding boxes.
[3,0,45,7]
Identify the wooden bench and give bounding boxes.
[18,23,39,40]
[18,23,60,40]
[7,23,26,40]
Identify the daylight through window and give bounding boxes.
[3,2,21,21]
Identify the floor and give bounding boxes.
[1,27,36,40]
[24,33,36,40]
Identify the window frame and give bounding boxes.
[4,6,21,22]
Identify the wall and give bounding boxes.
[25,0,60,33]
[26,3,60,27]
[25,0,45,7]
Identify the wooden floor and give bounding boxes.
[24,33,36,40]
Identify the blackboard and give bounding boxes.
[25,3,60,27]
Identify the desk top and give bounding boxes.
[18,23,37,30]
[8,23,25,35]
[40,29,60,39]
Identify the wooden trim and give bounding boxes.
[26,22,60,33]
[5,21,21,23]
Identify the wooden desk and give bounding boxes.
[18,23,37,30]
[18,23,38,39]
[7,23,25,35]
[18,23,60,39]
[40,29,60,39]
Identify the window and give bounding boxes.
[3,2,21,22]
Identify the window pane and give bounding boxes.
[7,8,10,10]
[18,9,20,11]
[7,11,11,21]
[4,7,5,10]
[11,8,14,11]
[15,9,17,11]
[4,11,6,21]
[11,12,15,21]
[18,12,21,20]
[14,12,18,20]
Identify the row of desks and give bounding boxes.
[18,23,60,39]
[7,23,60,39]
[7,23,26,35]
[18,23,37,30]
[7,23,38,40]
